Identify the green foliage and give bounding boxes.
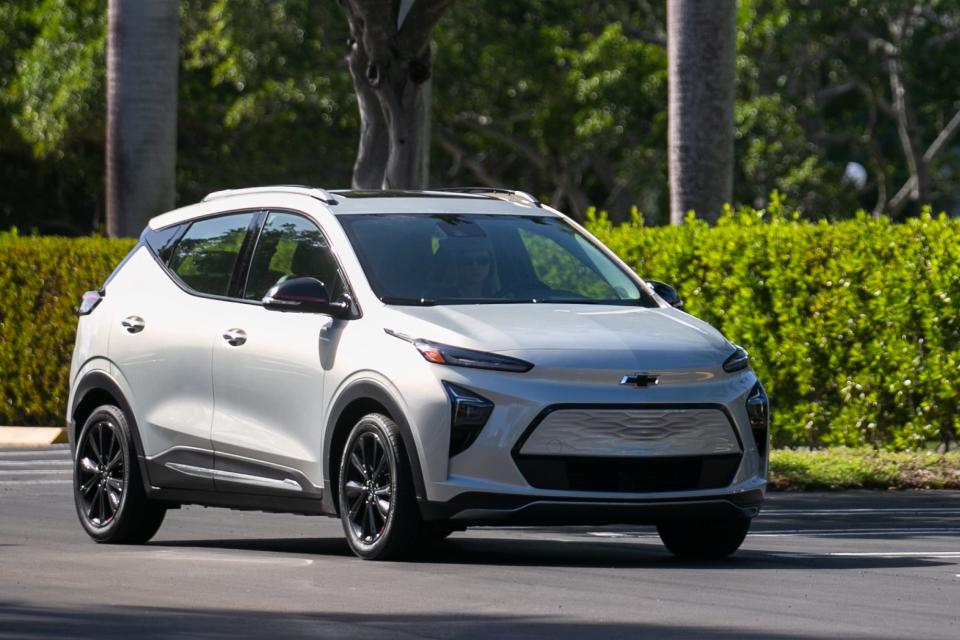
[588,202,960,450]
[0,234,134,425]
[4,209,960,453]
[770,448,960,490]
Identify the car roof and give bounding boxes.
[148,186,554,229]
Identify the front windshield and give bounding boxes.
[337,213,655,306]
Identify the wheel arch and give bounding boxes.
[324,381,427,515]
[70,370,153,487]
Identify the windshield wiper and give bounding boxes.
[379,296,437,306]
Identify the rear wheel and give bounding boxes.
[656,516,751,559]
[73,405,166,544]
[338,413,425,560]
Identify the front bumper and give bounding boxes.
[419,487,765,526]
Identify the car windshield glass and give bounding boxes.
[336,213,654,306]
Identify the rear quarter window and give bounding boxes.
[167,213,255,297]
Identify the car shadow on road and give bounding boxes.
[0,600,895,640]
[148,535,952,571]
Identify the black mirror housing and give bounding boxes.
[647,280,684,309]
[262,277,350,317]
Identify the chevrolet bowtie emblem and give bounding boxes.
[620,373,660,387]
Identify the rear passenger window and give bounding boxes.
[168,213,254,296]
[243,212,345,301]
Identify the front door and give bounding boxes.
[211,211,346,497]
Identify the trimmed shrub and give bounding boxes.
[587,201,960,450]
[2,202,960,451]
[0,230,135,426]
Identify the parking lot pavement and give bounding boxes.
[1,450,958,639]
[0,444,71,485]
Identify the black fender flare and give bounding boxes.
[70,370,153,488]
[323,380,428,507]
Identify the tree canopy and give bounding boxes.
[1,0,958,234]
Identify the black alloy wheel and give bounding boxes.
[342,430,393,545]
[73,405,166,544]
[76,417,125,528]
[338,413,426,559]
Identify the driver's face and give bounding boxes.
[457,249,491,283]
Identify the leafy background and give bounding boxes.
[3,207,959,453]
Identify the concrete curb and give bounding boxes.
[0,427,68,447]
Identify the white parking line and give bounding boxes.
[587,527,960,539]
[751,528,960,537]
[0,460,73,467]
[764,508,960,516]
[0,469,72,475]
[0,449,70,457]
[0,479,71,485]
[828,551,960,558]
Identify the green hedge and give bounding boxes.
[588,200,960,450]
[0,230,135,426]
[2,203,960,451]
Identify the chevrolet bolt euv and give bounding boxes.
[68,186,769,560]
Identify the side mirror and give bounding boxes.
[262,277,350,317]
[648,280,684,309]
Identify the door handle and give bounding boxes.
[222,328,247,346]
[121,316,145,333]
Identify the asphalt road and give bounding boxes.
[1,445,958,639]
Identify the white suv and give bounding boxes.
[68,186,769,560]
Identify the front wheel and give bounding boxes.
[73,405,166,544]
[656,516,751,559]
[338,413,425,560]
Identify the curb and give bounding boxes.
[0,427,68,447]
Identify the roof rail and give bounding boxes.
[432,187,541,207]
[202,185,337,204]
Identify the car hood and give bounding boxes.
[384,303,734,370]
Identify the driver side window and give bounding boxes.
[243,211,345,301]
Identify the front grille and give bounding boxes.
[514,454,742,492]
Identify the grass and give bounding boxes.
[769,447,960,491]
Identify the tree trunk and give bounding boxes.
[667,0,737,224]
[340,0,450,190]
[106,0,179,238]
[346,37,389,189]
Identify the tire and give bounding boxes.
[656,516,751,559]
[338,413,426,560]
[73,405,166,544]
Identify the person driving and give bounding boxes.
[432,236,498,299]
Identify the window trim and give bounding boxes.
[237,208,362,318]
[143,206,361,318]
[143,208,266,306]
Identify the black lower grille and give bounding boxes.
[514,454,742,492]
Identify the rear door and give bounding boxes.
[210,210,347,497]
[110,211,257,490]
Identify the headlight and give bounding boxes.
[385,329,533,372]
[722,345,750,372]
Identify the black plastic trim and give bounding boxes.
[228,211,268,299]
[419,489,765,525]
[324,381,427,508]
[146,487,330,515]
[69,370,153,488]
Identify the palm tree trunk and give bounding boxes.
[106,0,178,238]
[668,0,737,224]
